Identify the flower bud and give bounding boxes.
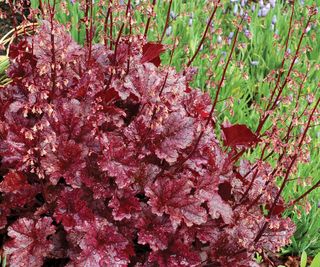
[170,11,177,20]
[233,4,239,16]
[258,9,262,17]
[166,26,172,36]
[261,7,269,17]
[270,0,276,8]
[259,0,264,8]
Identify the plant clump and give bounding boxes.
[0,20,299,267]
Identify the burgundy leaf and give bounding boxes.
[0,171,29,193]
[41,139,87,187]
[207,194,233,224]
[218,181,233,201]
[145,177,207,228]
[108,188,142,221]
[99,134,138,189]
[148,239,201,267]
[137,209,175,251]
[54,188,94,230]
[141,42,165,67]
[221,124,261,148]
[154,112,196,164]
[0,171,39,207]
[266,198,286,216]
[71,218,133,266]
[4,217,56,267]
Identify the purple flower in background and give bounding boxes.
[272,15,277,25]
[170,11,177,20]
[258,9,262,17]
[259,0,264,8]
[250,60,259,66]
[233,4,239,16]
[188,18,193,27]
[244,29,251,38]
[305,25,311,33]
[206,18,214,27]
[166,26,172,36]
[261,6,269,17]
[270,0,276,8]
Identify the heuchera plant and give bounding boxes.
[0,20,293,267]
[0,1,319,267]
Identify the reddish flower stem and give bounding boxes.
[38,0,44,17]
[103,4,112,47]
[186,0,220,68]
[144,0,157,38]
[48,0,57,99]
[254,97,320,243]
[287,180,320,208]
[172,18,242,170]
[126,0,132,74]
[256,13,313,134]
[109,7,113,49]
[238,145,267,202]
[242,68,309,180]
[284,68,309,142]
[84,0,90,46]
[265,2,295,112]
[87,0,94,64]
[159,0,173,43]
[254,154,297,243]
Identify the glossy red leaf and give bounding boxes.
[141,42,165,66]
[4,217,56,267]
[71,218,133,266]
[221,124,261,148]
[145,177,207,228]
